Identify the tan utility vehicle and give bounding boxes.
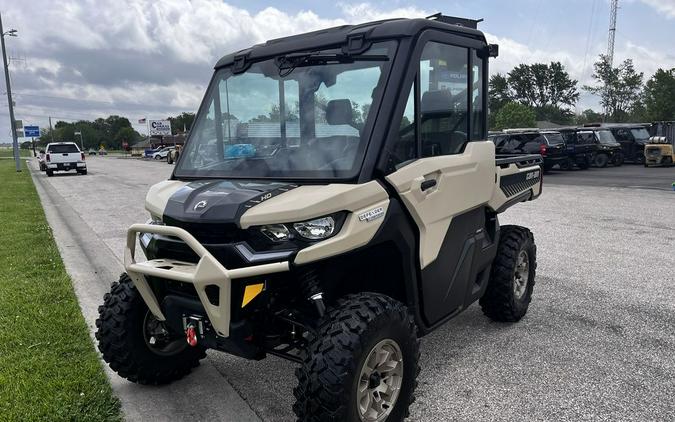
[96,14,543,421]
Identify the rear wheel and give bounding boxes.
[593,153,609,168]
[95,273,206,384]
[480,225,537,322]
[577,156,591,169]
[613,152,624,166]
[294,293,419,422]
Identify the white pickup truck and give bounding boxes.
[45,142,87,176]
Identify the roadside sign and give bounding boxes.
[15,120,23,129]
[24,125,40,137]
[149,120,172,136]
[74,131,81,135]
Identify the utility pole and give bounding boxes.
[607,0,618,67]
[49,116,54,141]
[0,12,20,172]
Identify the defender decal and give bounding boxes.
[358,206,385,222]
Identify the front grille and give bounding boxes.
[163,219,244,244]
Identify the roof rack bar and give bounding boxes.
[426,13,483,29]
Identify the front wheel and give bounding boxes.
[294,293,420,422]
[593,153,609,168]
[95,273,206,384]
[480,225,537,322]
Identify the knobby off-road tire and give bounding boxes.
[594,153,609,168]
[95,273,206,384]
[294,293,420,422]
[480,225,537,322]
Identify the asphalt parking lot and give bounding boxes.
[32,157,675,421]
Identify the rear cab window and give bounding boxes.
[543,133,564,145]
[48,144,80,153]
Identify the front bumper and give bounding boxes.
[125,223,290,337]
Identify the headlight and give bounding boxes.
[293,216,335,240]
[260,224,292,242]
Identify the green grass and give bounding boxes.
[0,148,31,158]
[0,160,121,421]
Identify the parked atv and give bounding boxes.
[96,14,543,422]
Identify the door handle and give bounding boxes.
[420,179,437,191]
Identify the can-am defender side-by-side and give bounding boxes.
[96,15,543,422]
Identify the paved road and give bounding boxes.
[545,163,674,190]
[32,157,675,421]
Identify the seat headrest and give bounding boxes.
[325,99,353,125]
[421,90,452,114]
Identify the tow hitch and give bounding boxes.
[183,316,204,347]
[186,324,198,347]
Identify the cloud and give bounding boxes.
[640,0,675,19]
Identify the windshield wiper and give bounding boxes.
[276,52,389,76]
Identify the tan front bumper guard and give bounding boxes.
[124,224,290,337]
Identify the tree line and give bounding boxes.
[23,113,197,150]
[490,55,675,130]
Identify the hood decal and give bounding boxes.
[163,180,297,226]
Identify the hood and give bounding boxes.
[162,180,297,225]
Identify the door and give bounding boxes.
[385,40,495,325]
[613,128,635,159]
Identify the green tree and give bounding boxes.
[575,108,604,125]
[114,127,139,148]
[167,112,196,134]
[584,55,643,122]
[488,73,511,127]
[507,62,579,113]
[492,102,537,130]
[643,68,675,121]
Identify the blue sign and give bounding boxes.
[24,125,40,137]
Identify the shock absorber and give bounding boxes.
[299,268,326,317]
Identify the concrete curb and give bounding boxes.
[28,159,262,422]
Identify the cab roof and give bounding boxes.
[214,16,487,69]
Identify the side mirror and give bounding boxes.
[488,44,499,58]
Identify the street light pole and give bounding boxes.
[0,13,20,172]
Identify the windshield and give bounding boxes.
[630,128,650,142]
[596,130,617,144]
[175,41,396,179]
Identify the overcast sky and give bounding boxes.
[1,0,674,141]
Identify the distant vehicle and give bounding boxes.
[152,146,174,160]
[38,150,47,171]
[167,145,181,164]
[45,142,87,176]
[558,127,623,168]
[557,128,598,170]
[98,148,108,156]
[88,148,97,156]
[644,136,674,167]
[586,123,651,164]
[144,147,162,158]
[489,129,567,172]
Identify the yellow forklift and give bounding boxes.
[644,136,674,167]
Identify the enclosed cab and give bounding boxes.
[591,123,651,164]
[96,15,543,422]
[558,127,623,168]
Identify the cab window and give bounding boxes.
[420,42,469,157]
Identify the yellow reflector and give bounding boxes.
[241,283,264,308]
